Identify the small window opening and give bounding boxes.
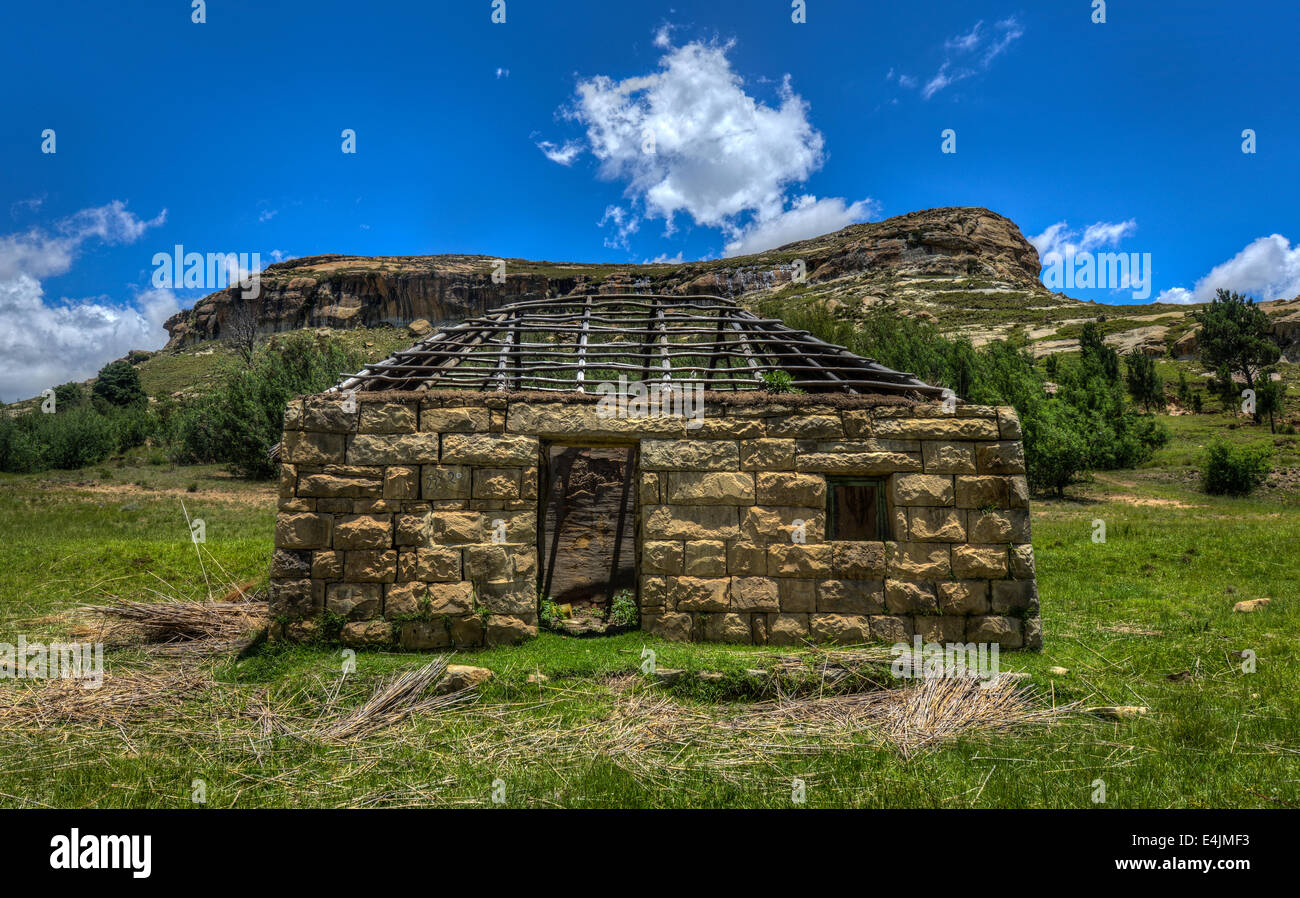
[827,477,889,541]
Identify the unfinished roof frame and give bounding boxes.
[335,294,947,398]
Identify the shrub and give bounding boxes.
[1200,438,1272,495]
[182,332,363,478]
[91,360,146,408]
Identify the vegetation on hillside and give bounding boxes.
[761,300,1172,496]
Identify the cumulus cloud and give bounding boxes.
[723,195,879,257]
[0,201,175,402]
[540,33,875,256]
[1157,234,1300,305]
[1030,219,1137,261]
[896,17,1024,100]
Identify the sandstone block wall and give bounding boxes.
[269,391,1040,651]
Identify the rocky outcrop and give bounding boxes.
[163,207,1046,348]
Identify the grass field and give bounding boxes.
[0,419,1296,809]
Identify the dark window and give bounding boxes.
[827,478,888,541]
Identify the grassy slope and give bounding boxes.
[0,417,1296,808]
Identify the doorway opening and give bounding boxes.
[538,443,638,635]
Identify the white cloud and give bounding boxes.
[0,202,175,402]
[1030,218,1137,260]
[1157,234,1300,305]
[643,251,684,265]
[543,33,873,256]
[911,17,1024,100]
[536,139,582,166]
[496,67,510,79]
[1156,287,1197,305]
[724,195,878,257]
[599,204,640,250]
[258,209,277,222]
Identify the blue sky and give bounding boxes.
[2,0,1298,399]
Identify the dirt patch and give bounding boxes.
[38,480,275,508]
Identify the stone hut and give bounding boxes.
[268,295,1039,650]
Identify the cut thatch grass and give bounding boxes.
[0,664,212,727]
[74,596,269,656]
[313,657,478,741]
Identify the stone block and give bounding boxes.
[312,550,343,580]
[420,406,492,433]
[326,582,381,619]
[810,614,872,644]
[398,547,462,582]
[869,614,914,643]
[816,579,885,614]
[937,580,990,614]
[886,543,951,579]
[340,620,395,647]
[283,430,347,465]
[641,440,739,471]
[333,514,393,550]
[740,506,825,543]
[422,465,471,500]
[348,433,440,465]
[1010,544,1035,579]
[473,467,522,500]
[777,579,816,612]
[967,615,1024,649]
[976,441,1027,475]
[642,541,684,576]
[756,472,826,507]
[684,540,727,576]
[766,613,810,646]
[907,506,967,542]
[643,612,693,641]
[991,579,1039,614]
[442,434,537,466]
[727,541,766,576]
[343,550,398,583]
[730,577,780,612]
[670,577,730,612]
[891,474,954,507]
[275,513,332,549]
[951,544,1009,579]
[873,417,999,441]
[765,414,843,439]
[740,439,796,471]
[643,505,739,540]
[704,612,752,644]
[831,541,886,579]
[921,441,977,474]
[664,471,755,505]
[358,402,417,434]
[766,544,832,578]
[885,579,939,614]
[301,399,357,433]
[384,466,420,500]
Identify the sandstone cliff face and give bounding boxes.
[163,206,1046,348]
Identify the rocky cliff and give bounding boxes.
[163,206,1049,348]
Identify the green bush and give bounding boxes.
[91,359,146,408]
[0,406,118,472]
[182,332,363,479]
[1200,438,1272,495]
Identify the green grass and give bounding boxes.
[0,421,1297,808]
